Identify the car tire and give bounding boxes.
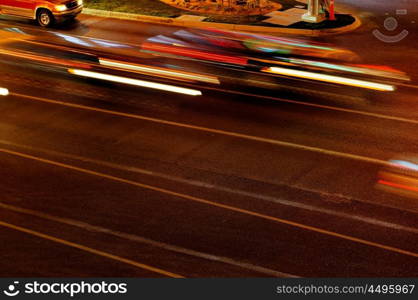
[37,9,54,27]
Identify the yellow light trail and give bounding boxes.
[264,66,395,92]
[99,58,220,84]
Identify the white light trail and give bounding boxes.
[0,88,9,96]
[68,69,202,96]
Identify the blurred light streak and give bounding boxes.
[3,27,27,35]
[264,67,395,91]
[148,35,188,46]
[287,58,362,73]
[92,39,130,48]
[0,88,9,96]
[356,64,410,81]
[53,33,92,47]
[0,48,92,68]
[141,42,248,66]
[68,69,202,96]
[279,59,408,81]
[377,179,418,193]
[389,160,418,171]
[99,58,220,84]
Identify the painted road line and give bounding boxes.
[1,148,418,260]
[206,87,418,125]
[9,92,391,166]
[0,202,296,278]
[0,220,183,278]
[1,139,417,235]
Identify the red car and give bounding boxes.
[0,0,83,27]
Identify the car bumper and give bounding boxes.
[53,5,83,21]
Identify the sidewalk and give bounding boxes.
[82,0,361,36]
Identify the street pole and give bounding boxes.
[302,0,325,23]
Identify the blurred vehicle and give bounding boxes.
[376,155,418,199]
[0,27,213,96]
[171,28,357,61]
[0,24,410,100]
[143,29,410,93]
[0,0,83,27]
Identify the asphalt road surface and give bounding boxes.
[0,1,417,277]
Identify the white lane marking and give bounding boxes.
[1,139,416,235]
[0,202,296,278]
[1,147,418,259]
[0,220,183,278]
[9,92,392,166]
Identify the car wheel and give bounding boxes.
[37,9,54,27]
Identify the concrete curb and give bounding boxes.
[82,8,361,36]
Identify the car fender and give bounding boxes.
[34,5,54,19]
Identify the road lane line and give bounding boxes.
[1,140,417,235]
[204,87,418,125]
[0,220,183,278]
[1,148,418,259]
[9,92,391,166]
[0,202,296,278]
